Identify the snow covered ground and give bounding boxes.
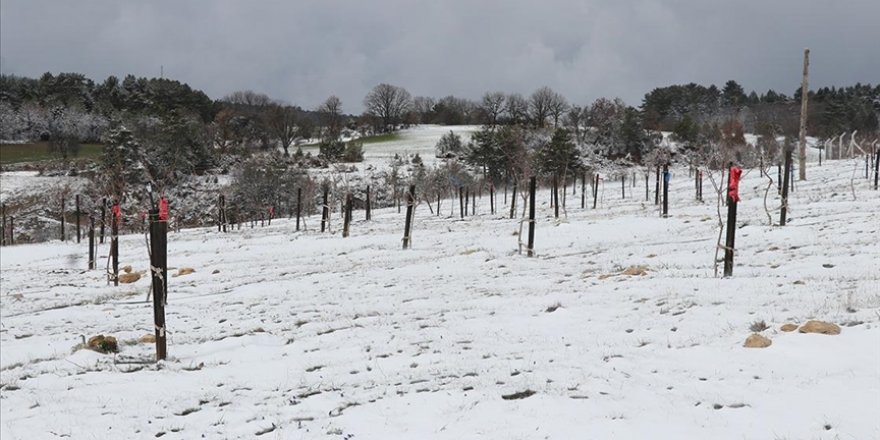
[358,125,481,167]
[1,159,878,439]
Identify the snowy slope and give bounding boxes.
[1,160,878,439]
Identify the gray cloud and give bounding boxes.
[2,0,878,112]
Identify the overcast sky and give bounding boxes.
[1,0,878,112]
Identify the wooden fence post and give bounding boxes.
[296,188,302,231]
[592,173,599,209]
[459,187,465,219]
[490,184,495,215]
[402,185,416,249]
[321,187,329,232]
[111,202,119,286]
[61,197,66,241]
[148,208,168,361]
[699,170,703,202]
[873,147,879,190]
[527,176,536,257]
[366,185,372,221]
[510,181,518,219]
[723,164,740,277]
[582,172,587,209]
[654,166,660,205]
[88,215,96,270]
[553,174,559,218]
[621,174,626,199]
[100,198,106,244]
[780,146,793,225]
[75,194,81,243]
[343,193,352,238]
[662,164,670,218]
[471,187,476,215]
[1,203,5,246]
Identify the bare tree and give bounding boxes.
[317,95,344,141]
[222,90,272,109]
[565,105,586,142]
[505,93,529,126]
[263,104,300,156]
[547,92,569,129]
[412,96,436,124]
[480,92,506,127]
[529,86,555,128]
[363,83,412,132]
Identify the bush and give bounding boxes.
[342,140,364,162]
[319,140,345,161]
[435,130,463,158]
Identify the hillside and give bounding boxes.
[1,159,878,439]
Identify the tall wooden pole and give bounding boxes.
[797,48,810,181]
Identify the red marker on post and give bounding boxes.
[158,197,169,221]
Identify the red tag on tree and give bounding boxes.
[728,166,742,202]
[158,198,169,221]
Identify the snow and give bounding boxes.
[0,172,89,204]
[1,155,879,439]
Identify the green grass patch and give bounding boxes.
[0,142,104,164]
[301,132,403,149]
[357,132,401,144]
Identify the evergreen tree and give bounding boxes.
[536,128,581,176]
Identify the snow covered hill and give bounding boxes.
[1,160,878,439]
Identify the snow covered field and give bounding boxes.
[358,125,481,167]
[1,159,878,439]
